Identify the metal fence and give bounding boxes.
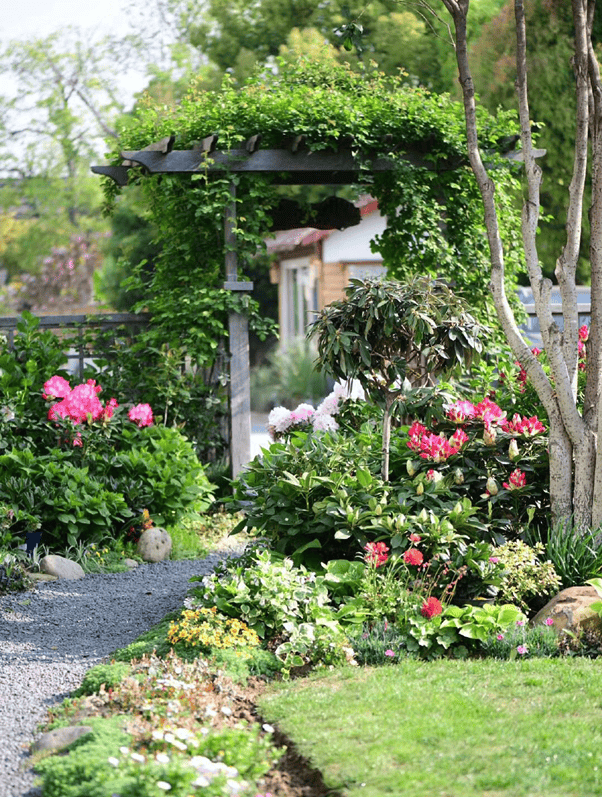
[0,312,150,379]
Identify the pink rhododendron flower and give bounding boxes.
[312,412,339,433]
[409,534,422,543]
[42,375,71,400]
[101,397,119,421]
[474,397,506,425]
[503,468,527,491]
[290,403,315,423]
[497,634,504,640]
[488,557,499,564]
[128,403,154,428]
[407,421,428,451]
[421,596,443,619]
[47,380,104,424]
[445,400,477,423]
[579,324,589,342]
[502,413,546,436]
[517,645,528,655]
[450,428,469,448]
[545,617,554,626]
[403,548,424,566]
[364,541,389,567]
[384,649,395,658]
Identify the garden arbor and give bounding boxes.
[93,63,524,478]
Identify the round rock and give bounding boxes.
[136,527,172,562]
[40,555,85,580]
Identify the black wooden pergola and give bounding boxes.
[92,137,469,477]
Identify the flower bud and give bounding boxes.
[416,482,424,495]
[508,439,520,461]
[486,477,498,496]
[418,508,428,522]
[406,460,417,477]
[483,426,497,446]
[453,468,464,485]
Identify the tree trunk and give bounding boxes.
[441,0,602,531]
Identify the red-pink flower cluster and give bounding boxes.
[502,413,546,436]
[446,397,507,426]
[43,376,154,431]
[403,548,424,566]
[421,596,443,619]
[407,422,468,462]
[46,379,107,424]
[516,347,543,388]
[503,468,527,491]
[128,403,154,428]
[364,541,389,567]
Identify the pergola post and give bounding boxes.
[224,181,252,479]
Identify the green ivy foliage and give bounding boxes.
[104,58,525,347]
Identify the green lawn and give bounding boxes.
[258,657,602,797]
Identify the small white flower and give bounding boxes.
[191,775,210,788]
[130,752,146,764]
[156,781,172,791]
[262,723,275,733]
[107,757,120,767]
[155,753,170,764]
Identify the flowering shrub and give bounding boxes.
[267,380,365,440]
[393,392,550,540]
[167,607,260,652]
[0,374,213,549]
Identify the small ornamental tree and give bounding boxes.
[308,276,486,480]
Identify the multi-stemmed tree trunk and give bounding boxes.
[440,0,602,531]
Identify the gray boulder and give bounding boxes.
[40,555,85,580]
[31,725,93,754]
[136,527,172,562]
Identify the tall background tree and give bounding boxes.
[436,0,602,530]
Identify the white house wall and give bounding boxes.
[321,210,387,263]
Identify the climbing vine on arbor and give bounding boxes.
[103,57,525,358]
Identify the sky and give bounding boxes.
[1,0,132,42]
[0,0,149,105]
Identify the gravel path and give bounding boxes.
[0,554,231,797]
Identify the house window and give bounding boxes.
[281,257,318,345]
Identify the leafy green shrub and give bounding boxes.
[189,549,356,669]
[0,448,133,549]
[493,539,561,610]
[74,663,132,697]
[104,425,214,526]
